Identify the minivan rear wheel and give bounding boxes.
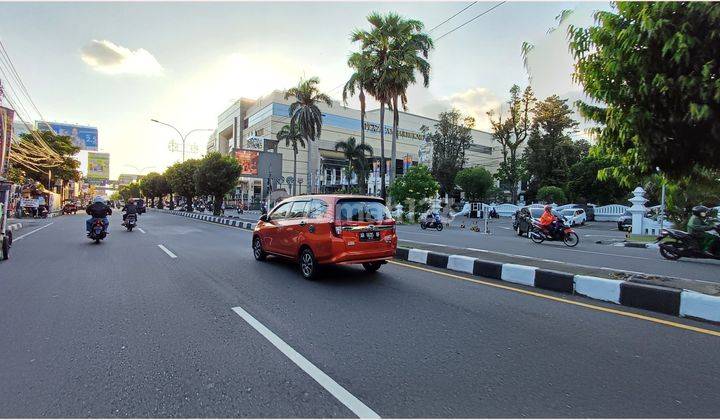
[299,247,317,279]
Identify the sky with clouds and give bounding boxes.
[0,1,609,178]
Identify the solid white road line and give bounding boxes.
[157,244,177,259]
[137,227,146,234]
[12,223,54,242]
[231,306,380,419]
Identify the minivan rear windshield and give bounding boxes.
[336,199,391,222]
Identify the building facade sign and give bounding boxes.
[362,122,424,141]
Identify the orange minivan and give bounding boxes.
[252,195,397,279]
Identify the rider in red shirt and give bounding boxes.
[538,205,557,234]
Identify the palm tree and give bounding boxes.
[384,16,433,188]
[351,12,392,200]
[284,77,332,194]
[335,137,374,193]
[351,12,433,200]
[343,51,374,147]
[276,122,305,195]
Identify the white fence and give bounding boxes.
[594,204,629,222]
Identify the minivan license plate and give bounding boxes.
[359,231,381,242]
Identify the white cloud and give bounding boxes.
[420,87,502,131]
[81,39,164,76]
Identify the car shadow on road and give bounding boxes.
[263,256,382,286]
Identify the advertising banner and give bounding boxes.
[37,121,98,151]
[235,149,259,176]
[0,106,14,176]
[87,152,110,181]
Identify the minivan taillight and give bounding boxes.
[330,221,343,237]
[385,219,396,234]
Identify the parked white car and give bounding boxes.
[560,208,587,226]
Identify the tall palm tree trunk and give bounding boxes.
[359,90,367,194]
[359,89,366,145]
[379,102,387,201]
[293,149,298,195]
[390,95,399,188]
[307,139,313,194]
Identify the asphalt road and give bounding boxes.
[1,212,719,417]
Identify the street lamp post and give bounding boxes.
[150,119,213,162]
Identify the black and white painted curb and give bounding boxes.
[154,209,256,230]
[396,247,720,323]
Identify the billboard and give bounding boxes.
[0,106,14,175]
[87,152,110,182]
[36,121,98,151]
[235,149,259,176]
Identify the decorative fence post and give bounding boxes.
[629,186,648,236]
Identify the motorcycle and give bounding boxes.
[420,218,444,231]
[529,220,579,247]
[88,218,107,244]
[657,226,720,261]
[124,213,137,232]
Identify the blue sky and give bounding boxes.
[0,1,609,178]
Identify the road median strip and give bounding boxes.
[395,246,720,323]
[150,208,256,230]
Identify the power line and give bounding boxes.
[435,1,508,42]
[429,2,478,33]
[0,40,48,127]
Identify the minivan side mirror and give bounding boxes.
[259,214,268,222]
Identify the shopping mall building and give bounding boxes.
[207,90,502,205]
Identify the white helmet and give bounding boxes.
[93,195,105,203]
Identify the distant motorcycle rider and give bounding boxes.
[121,199,138,225]
[538,205,560,237]
[86,196,112,235]
[687,205,719,255]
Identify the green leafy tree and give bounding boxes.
[664,168,720,228]
[429,109,474,196]
[118,182,141,202]
[195,152,242,216]
[165,159,200,211]
[15,131,81,194]
[568,2,720,182]
[537,185,567,204]
[139,172,170,208]
[522,95,584,200]
[335,137,373,193]
[487,85,535,204]
[455,166,494,202]
[388,165,439,222]
[566,155,628,205]
[276,123,305,195]
[109,191,121,202]
[284,77,332,194]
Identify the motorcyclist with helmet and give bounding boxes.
[687,205,719,255]
[538,205,560,237]
[121,199,138,226]
[86,195,112,236]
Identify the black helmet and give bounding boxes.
[692,205,709,217]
